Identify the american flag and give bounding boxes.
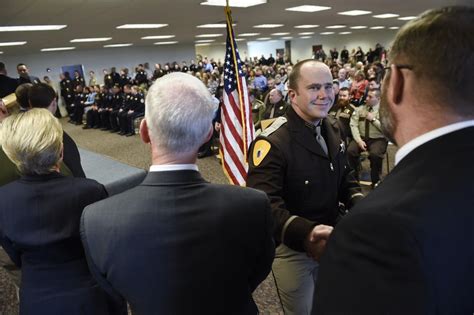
[220,7,254,186]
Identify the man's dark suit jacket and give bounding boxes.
[0,74,18,98]
[81,170,275,315]
[314,127,474,314]
[0,172,125,314]
[63,131,86,178]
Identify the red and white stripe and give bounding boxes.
[220,76,254,186]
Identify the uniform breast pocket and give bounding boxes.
[286,175,320,208]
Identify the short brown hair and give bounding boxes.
[389,6,474,115]
[28,83,56,108]
[288,59,323,91]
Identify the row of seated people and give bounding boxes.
[67,84,145,136]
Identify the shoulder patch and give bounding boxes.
[252,139,272,167]
[260,116,287,137]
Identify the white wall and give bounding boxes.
[2,45,195,84]
[247,40,285,60]
[195,42,249,63]
[291,30,397,63]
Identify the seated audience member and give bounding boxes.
[108,84,125,133]
[315,6,474,314]
[0,108,126,314]
[118,85,145,136]
[250,90,265,128]
[81,73,274,315]
[73,86,93,125]
[350,70,368,105]
[28,83,86,177]
[68,84,86,124]
[329,87,356,141]
[262,88,288,120]
[348,89,387,187]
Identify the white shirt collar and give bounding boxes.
[395,120,474,165]
[149,164,199,172]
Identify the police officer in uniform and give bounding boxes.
[72,70,85,89]
[247,60,363,315]
[101,84,121,130]
[103,69,114,89]
[134,64,148,88]
[60,72,74,116]
[118,85,145,136]
[109,84,127,133]
[69,85,87,125]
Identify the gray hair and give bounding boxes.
[145,72,217,153]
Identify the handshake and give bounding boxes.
[304,224,334,262]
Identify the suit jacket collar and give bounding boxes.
[20,172,64,182]
[286,106,341,160]
[141,170,207,186]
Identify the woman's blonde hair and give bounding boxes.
[1,108,63,175]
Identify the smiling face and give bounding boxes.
[289,61,334,123]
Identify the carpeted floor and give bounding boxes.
[0,117,398,315]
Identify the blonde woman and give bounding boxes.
[0,108,126,314]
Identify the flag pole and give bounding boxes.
[225,2,249,162]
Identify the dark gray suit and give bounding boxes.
[314,127,474,314]
[81,170,275,315]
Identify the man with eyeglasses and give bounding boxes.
[314,6,474,314]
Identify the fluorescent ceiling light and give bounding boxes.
[350,26,368,29]
[298,32,314,35]
[196,34,223,38]
[0,41,27,46]
[253,24,284,28]
[271,32,290,36]
[339,32,352,35]
[0,25,66,32]
[197,23,236,28]
[104,43,133,48]
[195,43,211,46]
[200,0,266,8]
[294,25,319,29]
[373,13,399,19]
[326,25,346,29]
[338,10,371,16]
[235,38,246,41]
[70,37,112,42]
[370,26,386,29]
[41,47,75,52]
[320,32,335,35]
[257,37,271,40]
[116,24,167,29]
[281,36,293,40]
[389,26,400,29]
[239,33,260,36]
[154,41,178,45]
[141,35,175,40]
[398,16,417,20]
[195,39,215,43]
[300,36,311,39]
[286,5,331,12]
[0,51,3,54]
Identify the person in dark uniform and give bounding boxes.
[119,68,132,88]
[69,85,87,124]
[328,87,356,142]
[60,72,74,116]
[134,64,148,88]
[189,60,197,73]
[103,69,114,89]
[84,85,102,129]
[110,67,121,86]
[181,61,189,73]
[17,63,40,85]
[108,84,125,132]
[118,85,145,136]
[0,62,19,98]
[247,59,363,315]
[97,86,112,129]
[72,70,85,89]
[152,64,165,81]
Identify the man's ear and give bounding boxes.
[287,89,296,103]
[388,65,405,106]
[139,118,150,144]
